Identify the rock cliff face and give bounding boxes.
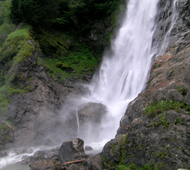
[101,0,190,169]
[0,33,77,148]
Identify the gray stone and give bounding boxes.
[58,138,86,163]
[85,146,93,151]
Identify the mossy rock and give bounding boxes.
[56,62,73,71]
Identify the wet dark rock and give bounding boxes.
[0,150,8,158]
[85,146,93,151]
[78,103,107,124]
[58,138,87,163]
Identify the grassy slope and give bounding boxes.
[0,24,35,117]
[37,29,100,81]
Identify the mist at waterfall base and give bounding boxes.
[55,0,160,149]
[0,0,180,169]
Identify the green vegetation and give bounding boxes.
[157,151,167,160]
[1,25,35,83]
[10,0,124,36]
[0,0,16,47]
[116,162,159,170]
[0,24,35,115]
[145,100,190,117]
[177,86,188,96]
[10,0,60,26]
[150,114,169,129]
[43,42,99,80]
[0,85,9,115]
[6,120,17,130]
[37,57,41,66]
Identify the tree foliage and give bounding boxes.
[10,0,122,34]
[10,0,60,26]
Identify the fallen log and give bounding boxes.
[62,159,85,165]
[2,121,14,131]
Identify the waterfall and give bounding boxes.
[79,0,160,147]
[75,109,80,134]
[0,0,180,169]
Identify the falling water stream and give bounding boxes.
[79,0,160,146]
[0,0,179,169]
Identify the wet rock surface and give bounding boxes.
[58,138,87,163]
[25,138,102,170]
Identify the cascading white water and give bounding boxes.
[79,0,160,146]
[75,109,80,134]
[0,0,179,169]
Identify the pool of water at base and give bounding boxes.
[0,164,30,170]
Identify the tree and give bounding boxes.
[10,0,60,26]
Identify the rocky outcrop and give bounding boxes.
[5,42,74,147]
[58,138,87,163]
[0,27,87,148]
[26,138,102,170]
[153,0,190,53]
[77,102,107,140]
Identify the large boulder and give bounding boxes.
[58,138,87,163]
[78,102,107,124]
[77,102,107,142]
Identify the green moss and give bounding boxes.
[6,25,30,40]
[177,86,188,96]
[28,77,33,84]
[0,0,16,47]
[37,57,41,66]
[157,151,167,160]
[43,58,65,80]
[174,118,184,125]
[129,163,137,169]
[159,115,169,129]
[150,114,169,129]
[8,87,30,95]
[24,86,33,91]
[0,85,9,115]
[1,24,35,85]
[36,29,71,57]
[116,165,130,170]
[6,120,17,130]
[116,162,159,170]
[145,100,190,117]
[0,24,37,116]
[0,122,9,130]
[111,144,121,159]
[3,134,10,140]
[119,133,129,165]
[43,45,99,80]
